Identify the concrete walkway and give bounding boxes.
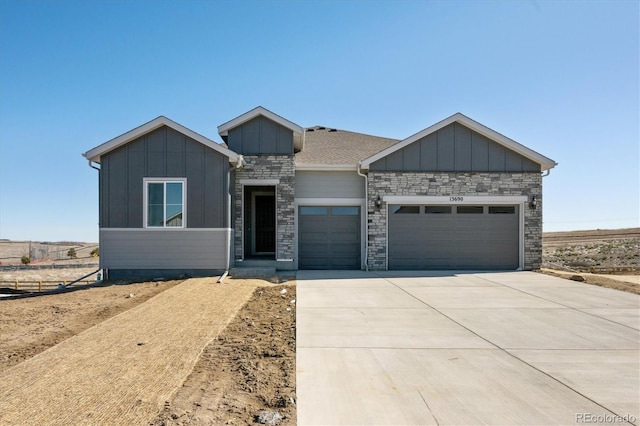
[0,278,257,426]
[296,271,640,425]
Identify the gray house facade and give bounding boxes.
[84,107,556,280]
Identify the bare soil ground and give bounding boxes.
[0,280,183,372]
[0,276,295,425]
[152,282,297,426]
[542,227,640,295]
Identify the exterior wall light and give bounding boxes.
[530,195,538,209]
[375,195,382,208]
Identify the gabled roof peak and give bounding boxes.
[217,106,303,136]
[217,106,304,151]
[83,116,239,164]
[360,112,557,171]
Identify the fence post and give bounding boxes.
[15,280,18,290]
[38,281,42,292]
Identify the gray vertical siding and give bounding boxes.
[99,125,230,228]
[370,123,541,172]
[227,116,294,155]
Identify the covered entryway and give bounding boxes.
[244,186,276,258]
[298,206,361,269]
[388,204,519,270]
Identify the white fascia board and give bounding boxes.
[294,163,358,171]
[217,106,303,136]
[83,116,240,164]
[360,113,557,171]
[382,195,528,204]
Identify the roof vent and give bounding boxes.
[317,126,326,130]
[328,128,337,132]
[306,128,315,132]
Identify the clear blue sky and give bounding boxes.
[0,0,638,242]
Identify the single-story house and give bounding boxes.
[83,106,556,280]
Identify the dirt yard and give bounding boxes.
[0,277,296,425]
[152,282,297,426]
[0,280,183,372]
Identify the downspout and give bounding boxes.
[87,160,100,171]
[357,163,369,271]
[226,155,245,274]
[86,159,103,277]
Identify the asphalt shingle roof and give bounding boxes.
[295,126,398,166]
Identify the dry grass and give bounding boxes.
[0,278,257,426]
[543,228,639,273]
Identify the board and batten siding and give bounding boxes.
[99,125,230,228]
[370,123,540,173]
[295,171,365,198]
[100,229,231,270]
[227,116,294,155]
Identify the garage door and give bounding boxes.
[298,206,361,269]
[389,204,519,270]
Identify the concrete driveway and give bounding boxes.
[296,271,640,425]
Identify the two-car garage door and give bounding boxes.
[388,204,520,270]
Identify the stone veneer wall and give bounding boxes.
[366,172,543,270]
[232,155,295,261]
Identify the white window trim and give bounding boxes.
[382,195,527,204]
[143,178,187,229]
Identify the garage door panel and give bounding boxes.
[299,206,361,270]
[389,204,519,270]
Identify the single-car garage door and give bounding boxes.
[298,206,361,269]
[389,204,519,270]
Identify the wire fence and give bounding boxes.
[0,269,102,292]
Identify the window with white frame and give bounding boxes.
[144,179,186,228]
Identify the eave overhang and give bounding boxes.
[217,106,305,152]
[359,113,558,172]
[83,116,240,164]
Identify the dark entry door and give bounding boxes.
[254,194,275,253]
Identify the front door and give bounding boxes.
[253,194,275,254]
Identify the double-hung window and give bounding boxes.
[144,179,186,228]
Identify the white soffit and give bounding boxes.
[360,113,557,171]
[83,116,240,164]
